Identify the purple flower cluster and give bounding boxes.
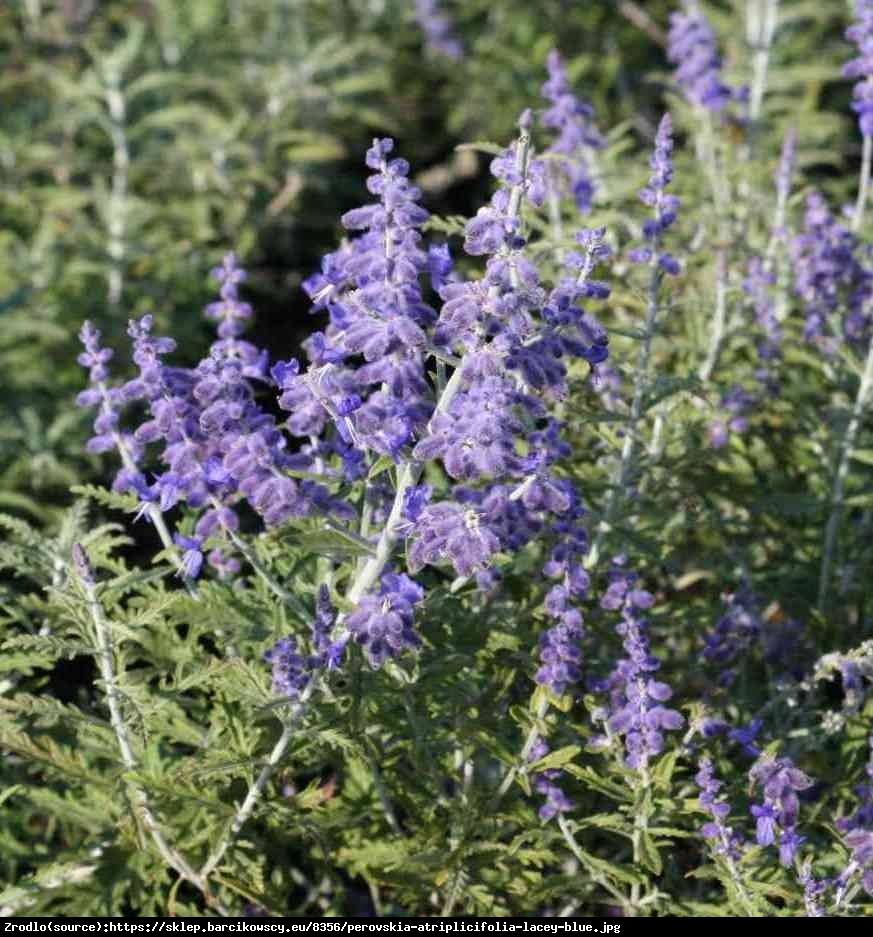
[540,50,603,214]
[702,590,762,686]
[707,384,754,450]
[594,560,684,769]
[298,138,434,462]
[696,756,745,861]
[628,114,681,276]
[792,192,873,347]
[749,755,813,866]
[462,126,546,259]
[528,738,574,821]
[414,0,462,62]
[267,586,346,698]
[77,255,351,582]
[345,572,424,667]
[667,1,734,113]
[844,0,873,136]
[79,126,617,696]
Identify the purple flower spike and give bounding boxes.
[696,756,746,861]
[541,50,603,214]
[668,1,734,113]
[791,192,873,347]
[703,590,762,686]
[594,560,683,770]
[749,754,813,866]
[629,114,681,276]
[844,1,873,137]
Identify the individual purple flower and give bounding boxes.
[729,719,763,758]
[696,756,745,861]
[540,50,603,214]
[427,243,457,294]
[173,534,204,579]
[407,502,501,578]
[402,484,432,523]
[844,1,873,137]
[414,0,462,61]
[628,114,681,276]
[749,754,813,866]
[594,560,684,770]
[843,829,873,896]
[207,548,241,580]
[667,1,734,113]
[528,738,574,821]
[265,636,310,699]
[345,572,424,667]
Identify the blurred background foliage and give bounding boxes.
[0,0,857,514]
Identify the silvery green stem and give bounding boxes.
[699,249,729,383]
[216,507,307,621]
[834,862,861,910]
[77,559,226,914]
[0,844,107,916]
[587,256,662,570]
[557,816,629,908]
[495,697,549,800]
[853,134,873,234]
[817,331,873,609]
[200,703,306,879]
[104,75,129,308]
[628,763,652,915]
[747,0,780,125]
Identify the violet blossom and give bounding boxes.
[844,1,873,137]
[540,50,603,214]
[696,756,746,861]
[594,559,684,769]
[667,0,734,113]
[628,114,681,276]
[749,754,813,866]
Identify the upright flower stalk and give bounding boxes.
[818,332,873,609]
[71,544,225,913]
[845,0,873,231]
[588,115,678,569]
[746,0,780,125]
